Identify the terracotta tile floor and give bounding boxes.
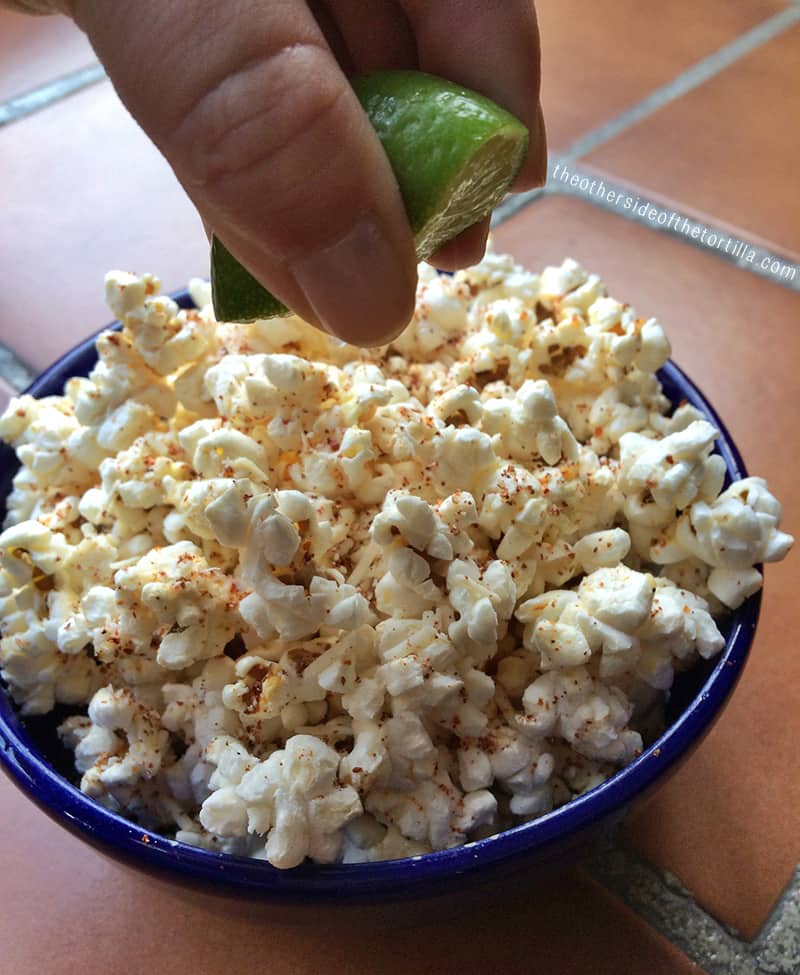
[1,5,798,974]
[585,23,800,255]
[0,81,208,372]
[0,9,95,103]
[536,0,789,151]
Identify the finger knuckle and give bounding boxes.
[171,42,347,199]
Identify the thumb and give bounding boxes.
[72,0,418,345]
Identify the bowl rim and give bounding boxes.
[0,298,761,899]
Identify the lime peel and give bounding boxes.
[211,70,529,324]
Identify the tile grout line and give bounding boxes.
[0,61,105,128]
[0,344,35,392]
[585,835,755,975]
[751,867,800,974]
[0,58,106,385]
[492,185,547,226]
[546,163,798,291]
[587,833,800,975]
[494,6,800,291]
[492,164,799,293]
[553,5,800,165]
[2,4,794,138]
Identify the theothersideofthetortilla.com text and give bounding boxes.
[551,162,797,283]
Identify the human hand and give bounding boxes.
[27,1,546,344]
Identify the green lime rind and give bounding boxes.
[352,70,529,259]
[211,236,288,323]
[211,69,529,323]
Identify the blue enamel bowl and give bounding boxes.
[0,294,760,903]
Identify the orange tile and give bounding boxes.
[584,24,800,256]
[0,81,208,373]
[1,0,783,140]
[0,775,702,975]
[0,9,95,104]
[494,194,800,938]
[536,0,789,151]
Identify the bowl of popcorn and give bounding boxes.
[0,250,792,902]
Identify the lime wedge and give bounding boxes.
[352,71,529,260]
[211,69,529,324]
[211,236,288,322]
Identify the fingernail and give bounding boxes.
[511,101,548,192]
[534,101,548,187]
[291,214,415,346]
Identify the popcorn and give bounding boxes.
[221,652,323,743]
[585,298,671,373]
[342,818,430,863]
[0,254,791,869]
[446,558,516,664]
[339,718,388,791]
[482,379,579,466]
[68,327,175,429]
[372,491,455,559]
[182,420,270,482]
[391,269,471,360]
[113,541,240,669]
[75,685,170,799]
[574,528,631,573]
[126,299,210,378]
[374,546,442,618]
[520,668,641,763]
[0,605,99,714]
[458,719,555,816]
[197,735,257,837]
[0,395,102,492]
[233,735,362,868]
[636,580,725,690]
[578,565,655,633]
[619,421,726,533]
[669,477,792,569]
[431,425,499,496]
[539,257,587,299]
[162,657,240,750]
[366,748,497,850]
[517,568,723,691]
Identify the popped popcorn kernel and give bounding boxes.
[0,252,791,869]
